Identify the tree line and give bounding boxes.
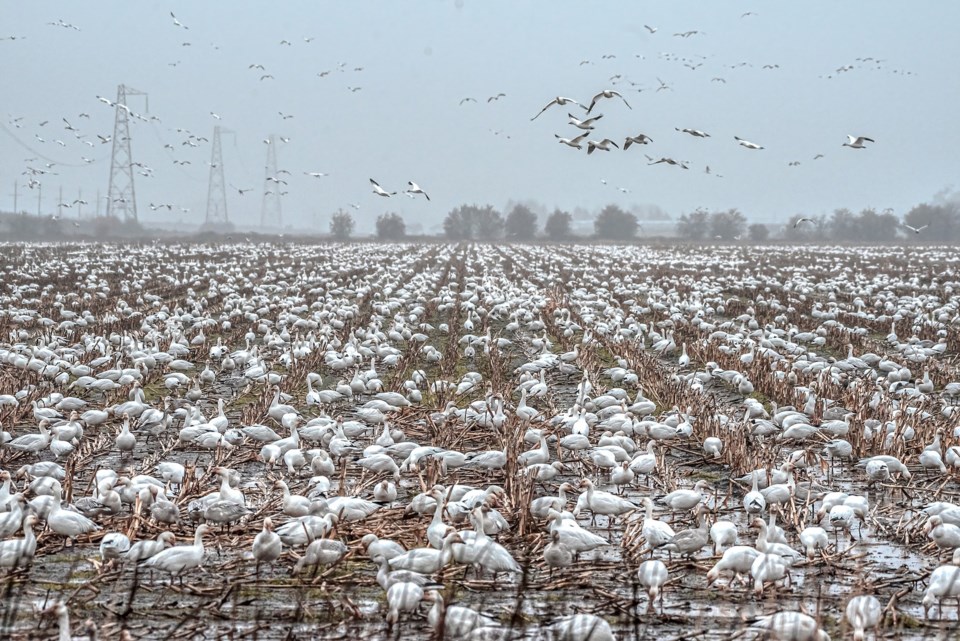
[326,197,960,242]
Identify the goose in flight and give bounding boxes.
[585,89,631,114]
[370,178,396,197]
[487,93,506,102]
[553,132,590,150]
[793,217,815,228]
[644,25,658,33]
[843,135,875,149]
[676,127,710,138]
[903,223,928,234]
[170,12,188,29]
[734,136,764,150]
[459,97,477,105]
[623,134,653,149]
[648,157,688,169]
[531,96,586,120]
[568,113,603,130]
[407,181,430,200]
[587,138,620,154]
[305,171,329,178]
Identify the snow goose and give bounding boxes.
[734,136,764,149]
[531,96,586,120]
[842,135,875,149]
[568,112,604,130]
[369,178,396,197]
[844,594,881,641]
[426,590,497,637]
[750,552,791,596]
[142,524,211,580]
[389,529,461,573]
[799,526,828,559]
[125,531,175,562]
[623,134,653,149]
[925,515,960,551]
[544,530,574,574]
[252,518,282,569]
[362,534,405,561]
[707,545,760,586]
[922,548,960,618]
[406,181,430,200]
[640,497,675,555]
[585,89,631,114]
[386,580,425,629]
[749,611,830,641]
[710,519,739,554]
[586,138,620,154]
[637,559,668,612]
[47,499,100,544]
[546,509,608,554]
[662,508,710,557]
[574,478,636,525]
[293,537,347,574]
[660,480,711,514]
[550,614,616,641]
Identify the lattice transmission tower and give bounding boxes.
[260,135,282,228]
[106,84,148,222]
[205,125,232,226]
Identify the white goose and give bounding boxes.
[370,178,396,197]
[843,135,875,149]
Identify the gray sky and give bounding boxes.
[2,1,959,233]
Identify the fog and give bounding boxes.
[2,1,959,233]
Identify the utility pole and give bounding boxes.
[58,185,63,215]
[106,83,148,222]
[37,183,42,217]
[77,188,83,219]
[12,181,17,215]
[205,125,231,226]
[260,135,281,228]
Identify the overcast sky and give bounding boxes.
[2,1,959,233]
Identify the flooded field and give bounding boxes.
[2,242,960,641]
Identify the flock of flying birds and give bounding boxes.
[1,7,929,233]
[528,91,878,175]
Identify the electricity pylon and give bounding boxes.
[260,135,281,228]
[205,125,231,225]
[106,84,148,222]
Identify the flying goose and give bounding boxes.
[407,181,430,201]
[648,157,688,169]
[555,133,589,149]
[585,89,631,114]
[734,136,764,149]
[531,96,586,121]
[676,127,710,138]
[793,217,815,228]
[568,113,603,130]
[843,135,875,149]
[623,134,653,149]
[586,139,620,154]
[903,223,928,234]
[370,178,396,197]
